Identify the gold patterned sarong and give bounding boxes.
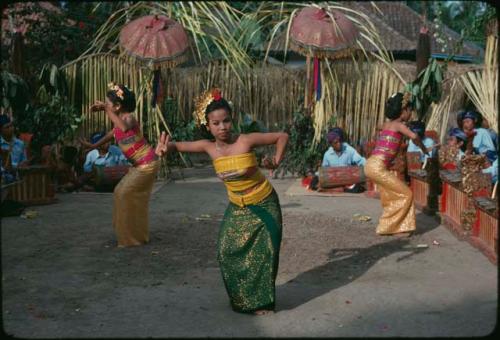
[213,153,282,312]
[112,160,160,246]
[365,155,416,235]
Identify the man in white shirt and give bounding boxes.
[83,132,129,173]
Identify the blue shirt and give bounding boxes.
[0,136,27,168]
[482,159,498,183]
[407,137,435,162]
[83,145,129,173]
[322,143,366,167]
[473,128,496,155]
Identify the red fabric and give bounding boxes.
[442,163,457,170]
[302,176,313,188]
[212,89,222,101]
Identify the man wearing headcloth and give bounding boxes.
[1,114,28,184]
[460,111,496,160]
[312,127,365,192]
[70,131,129,191]
[446,127,467,161]
[83,131,129,173]
[407,121,436,162]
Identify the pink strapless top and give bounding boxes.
[113,125,157,166]
[371,130,402,166]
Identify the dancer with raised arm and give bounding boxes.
[156,88,288,315]
[364,92,429,237]
[82,83,163,247]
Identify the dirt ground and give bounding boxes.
[1,166,497,338]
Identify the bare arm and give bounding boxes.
[90,100,130,132]
[396,123,429,156]
[243,132,289,166]
[79,130,114,150]
[155,132,211,157]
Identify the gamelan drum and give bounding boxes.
[318,166,366,189]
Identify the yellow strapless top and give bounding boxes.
[213,152,273,207]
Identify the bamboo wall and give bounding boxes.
[61,54,469,147]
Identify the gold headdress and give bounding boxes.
[107,82,124,100]
[402,91,412,109]
[193,88,223,127]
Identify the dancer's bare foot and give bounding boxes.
[253,309,274,316]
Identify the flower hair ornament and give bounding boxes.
[107,82,124,100]
[193,88,223,127]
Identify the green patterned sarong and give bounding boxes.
[217,190,282,313]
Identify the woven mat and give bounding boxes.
[285,179,362,197]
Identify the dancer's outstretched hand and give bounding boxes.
[79,137,93,150]
[155,131,170,157]
[262,155,278,169]
[90,101,105,112]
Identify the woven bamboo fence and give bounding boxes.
[61,54,471,152]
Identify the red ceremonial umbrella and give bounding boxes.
[119,14,190,107]
[118,14,190,167]
[288,6,359,109]
[119,14,189,70]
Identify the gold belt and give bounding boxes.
[227,179,273,207]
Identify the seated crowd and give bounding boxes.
[0,113,130,193]
[305,108,498,194]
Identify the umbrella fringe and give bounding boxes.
[290,41,361,60]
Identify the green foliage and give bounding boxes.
[275,110,329,177]
[30,94,83,159]
[405,58,443,121]
[405,1,496,48]
[1,71,31,131]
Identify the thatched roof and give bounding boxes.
[355,1,483,58]
[256,1,484,59]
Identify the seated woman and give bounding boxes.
[311,127,366,192]
[407,121,436,162]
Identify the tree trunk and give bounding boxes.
[416,27,431,76]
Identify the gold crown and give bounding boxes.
[402,91,412,109]
[107,82,124,100]
[193,88,222,127]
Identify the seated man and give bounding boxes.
[0,115,29,184]
[72,132,129,191]
[459,111,496,158]
[482,158,498,184]
[407,121,436,162]
[83,132,129,173]
[312,127,366,192]
[438,128,467,170]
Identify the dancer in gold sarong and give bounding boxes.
[365,92,429,236]
[82,83,163,247]
[156,88,288,314]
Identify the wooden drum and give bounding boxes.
[93,165,130,191]
[318,166,365,189]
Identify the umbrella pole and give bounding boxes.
[305,55,310,110]
[155,106,190,168]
